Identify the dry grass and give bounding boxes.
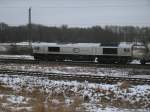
[0,82,149,112]
[0,85,13,92]
[119,81,131,90]
[32,95,83,112]
[0,84,83,112]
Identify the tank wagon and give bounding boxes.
[32,42,148,64]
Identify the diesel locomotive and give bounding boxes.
[32,42,149,64]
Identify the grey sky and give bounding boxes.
[0,0,150,27]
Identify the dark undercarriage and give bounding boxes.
[33,53,132,64]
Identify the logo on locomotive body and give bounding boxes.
[73,48,80,53]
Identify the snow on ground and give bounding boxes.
[0,63,149,79]
[7,95,30,104]
[130,60,141,64]
[0,73,149,112]
[0,55,34,60]
[0,58,149,111]
[0,93,32,111]
[83,103,149,112]
[130,60,150,65]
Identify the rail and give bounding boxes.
[0,59,150,69]
[0,69,149,85]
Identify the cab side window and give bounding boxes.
[35,47,40,51]
[124,48,130,52]
[48,47,60,52]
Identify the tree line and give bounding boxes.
[0,23,150,43]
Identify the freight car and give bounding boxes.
[32,42,148,64]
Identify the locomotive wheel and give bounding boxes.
[140,60,146,65]
[118,60,128,64]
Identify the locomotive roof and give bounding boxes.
[119,42,134,48]
[33,42,135,48]
[32,42,101,47]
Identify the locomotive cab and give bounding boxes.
[132,44,147,64]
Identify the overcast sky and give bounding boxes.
[0,0,150,27]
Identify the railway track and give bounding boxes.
[0,69,149,84]
[0,58,150,69]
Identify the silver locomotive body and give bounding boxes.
[32,42,148,64]
[32,43,100,61]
